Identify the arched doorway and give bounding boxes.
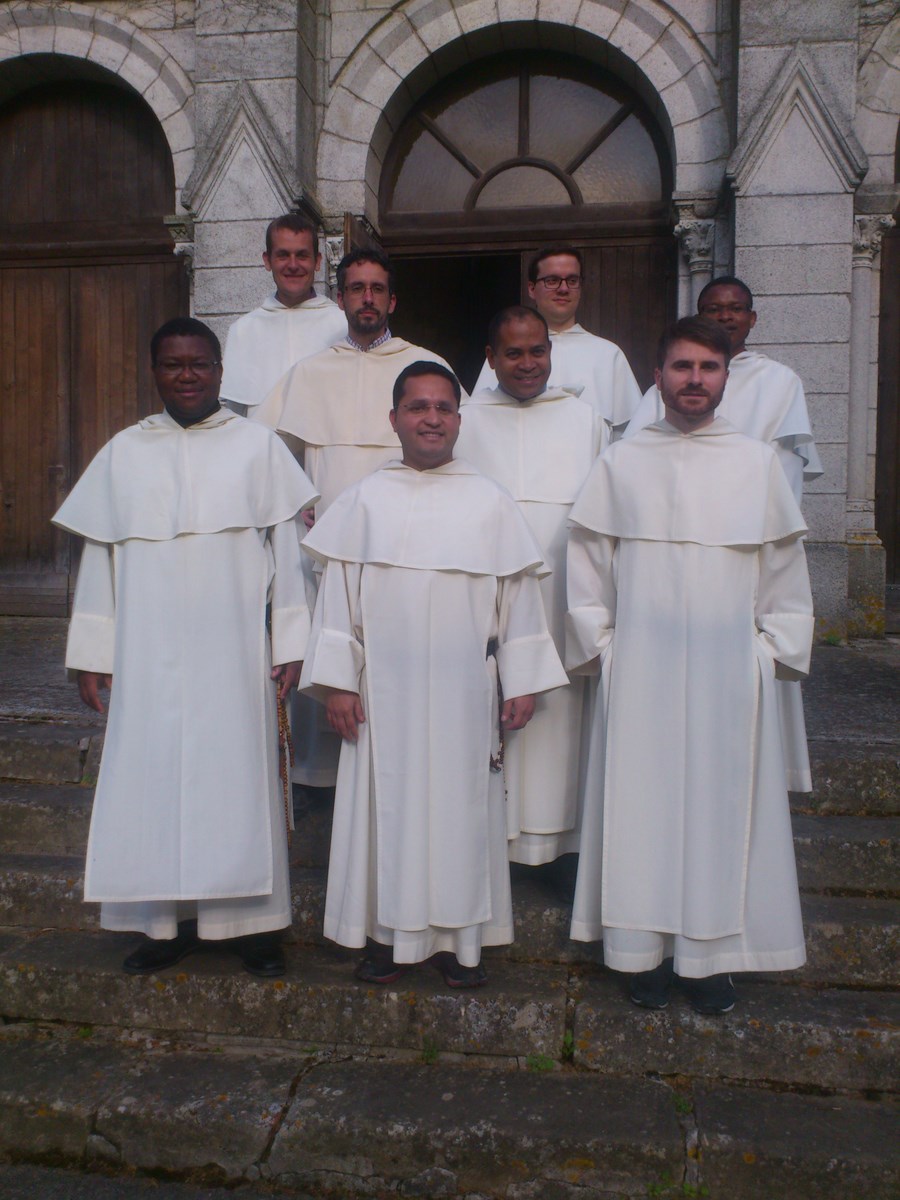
[378,51,676,391]
[0,64,189,615]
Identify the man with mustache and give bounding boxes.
[253,249,455,789]
[567,317,814,1014]
[456,306,603,870]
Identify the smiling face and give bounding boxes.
[655,337,728,433]
[487,314,552,402]
[389,372,461,471]
[152,334,222,424]
[338,260,396,347]
[526,253,582,331]
[697,282,756,354]
[263,227,320,308]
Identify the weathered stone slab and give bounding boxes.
[0,1036,127,1159]
[798,895,899,986]
[793,814,898,893]
[0,785,92,855]
[695,1084,900,1200]
[0,931,567,1059]
[573,973,899,1091]
[0,854,97,930]
[0,722,98,785]
[798,744,900,814]
[0,1163,281,1199]
[269,1061,683,1196]
[93,1050,296,1177]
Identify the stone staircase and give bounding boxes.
[0,620,897,1199]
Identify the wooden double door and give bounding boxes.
[0,78,187,614]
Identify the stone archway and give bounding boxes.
[317,0,729,224]
[0,1,194,201]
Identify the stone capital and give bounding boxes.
[674,218,715,272]
[852,215,894,264]
[165,215,195,279]
[325,236,344,292]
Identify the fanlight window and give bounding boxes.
[382,54,667,220]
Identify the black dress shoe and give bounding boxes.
[122,921,200,974]
[628,958,675,1009]
[680,973,736,1015]
[234,932,286,978]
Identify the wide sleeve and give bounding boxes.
[65,539,116,674]
[495,572,568,700]
[755,534,814,681]
[299,560,366,702]
[269,516,312,665]
[565,525,617,674]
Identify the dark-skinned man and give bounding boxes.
[457,306,603,871]
[54,318,317,978]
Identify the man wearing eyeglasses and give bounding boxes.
[624,276,822,794]
[253,248,456,789]
[219,214,347,415]
[457,307,603,872]
[54,318,317,979]
[473,246,642,447]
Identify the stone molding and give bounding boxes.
[319,0,729,220]
[727,43,868,195]
[852,214,895,263]
[0,1,195,201]
[181,80,302,219]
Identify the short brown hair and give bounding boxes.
[527,246,584,284]
[265,214,319,256]
[656,317,731,370]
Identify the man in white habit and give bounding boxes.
[456,306,602,867]
[567,316,814,1015]
[54,318,318,978]
[624,276,822,794]
[219,213,347,415]
[253,248,456,789]
[299,361,567,988]
[473,245,641,445]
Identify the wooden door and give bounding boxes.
[0,78,187,614]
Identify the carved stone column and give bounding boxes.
[674,218,715,314]
[165,216,195,297]
[324,235,345,297]
[847,213,894,633]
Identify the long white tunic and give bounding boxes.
[474,324,641,445]
[53,410,317,938]
[567,420,814,976]
[253,336,457,786]
[456,386,603,863]
[219,293,347,411]
[300,460,568,966]
[623,349,821,791]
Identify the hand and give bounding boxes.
[271,661,302,701]
[77,671,112,714]
[301,507,316,531]
[501,694,535,730]
[325,689,366,741]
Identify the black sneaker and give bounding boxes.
[627,958,674,1009]
[680,973,735,1015]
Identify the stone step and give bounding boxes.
[0,1164,279,1200]
[1,926,897,1094]
[799,740,899,815]
[1,853,897,986]
[571,971,899,1092]
[3,774,895,892]
[0,855,896,986]
[0,720,101,786]
[0,1030,897,1199]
